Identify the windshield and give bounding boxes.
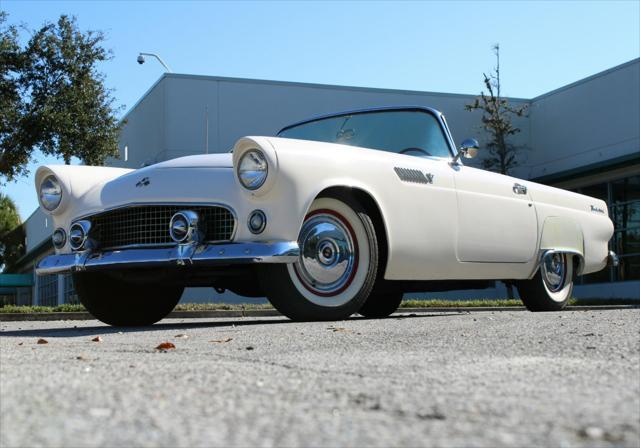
[278,109,452,158]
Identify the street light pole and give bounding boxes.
[137,52,172,72]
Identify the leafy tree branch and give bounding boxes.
[0,192,24,272]
[0,12,123,182]
[465,44,528,175]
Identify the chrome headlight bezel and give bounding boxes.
[169,210,201,244]
[69,221,91,251]
[237,149,269,190]
[39,175,63,211]
[52,228,67,250]
[247,209,267,234]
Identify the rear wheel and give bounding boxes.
[259,197,379,321]
[516,253,574,311]
[73,272,184,326]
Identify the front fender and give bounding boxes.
[253,137,394,245]
[35,165,133,218]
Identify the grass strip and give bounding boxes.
[401,299,526,308]
[0,304,87,313]
[0,298,637,313]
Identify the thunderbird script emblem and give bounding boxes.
[136,177,150,187]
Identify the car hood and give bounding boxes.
[69,153,236,217]
[150,153,233,169]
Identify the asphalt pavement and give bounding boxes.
[1,309,639,447]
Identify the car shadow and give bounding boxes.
[0,312,460,338]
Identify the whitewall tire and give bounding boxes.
[517,252,574,311]
[259,196,379,321]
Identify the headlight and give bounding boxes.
[237,149,268,190]
[39,175,62,211]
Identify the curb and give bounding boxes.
[0,305,637,322]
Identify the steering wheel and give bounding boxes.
[399,147,432,157]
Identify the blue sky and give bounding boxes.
[2,0,639,220]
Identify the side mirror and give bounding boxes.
[460,138,479,158]
[450,138,479,165]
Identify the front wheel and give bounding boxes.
[516,253,574,312]
[73,272,184,326]
[358,291,403,318]
[258,197,379,321]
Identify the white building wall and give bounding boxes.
[120,74,530,170]
[113,59,639,180]
[527,59,640,180]
[24,208,52,253]
[110,78,167,169]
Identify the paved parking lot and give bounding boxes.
[1,309,639,447]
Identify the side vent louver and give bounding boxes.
[394,167,431,184]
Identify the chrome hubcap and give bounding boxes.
[294,212,357,296]
[542,253,566,293]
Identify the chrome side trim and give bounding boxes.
[36,241,300,276]
[439,114,461,163]
[394,167,433,184]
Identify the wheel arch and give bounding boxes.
[535,217,586,277]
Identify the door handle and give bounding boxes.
[512,183,527,195]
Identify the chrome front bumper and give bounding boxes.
[36,241,300,276]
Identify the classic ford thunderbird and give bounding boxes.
[35,107,617,325]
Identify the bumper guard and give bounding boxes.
[607,250,619,267]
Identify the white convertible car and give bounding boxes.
[35,107,617,325]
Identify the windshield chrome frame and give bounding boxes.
[277,106,460,161]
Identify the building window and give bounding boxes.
[610,175,640,281]
[16,287,33,306]
[37,274,58,306]
[0,292,16,306]
[573,174,640,284]
[63,274,78,304]
[63,274,80,305]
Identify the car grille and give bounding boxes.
[87,205,235,249]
